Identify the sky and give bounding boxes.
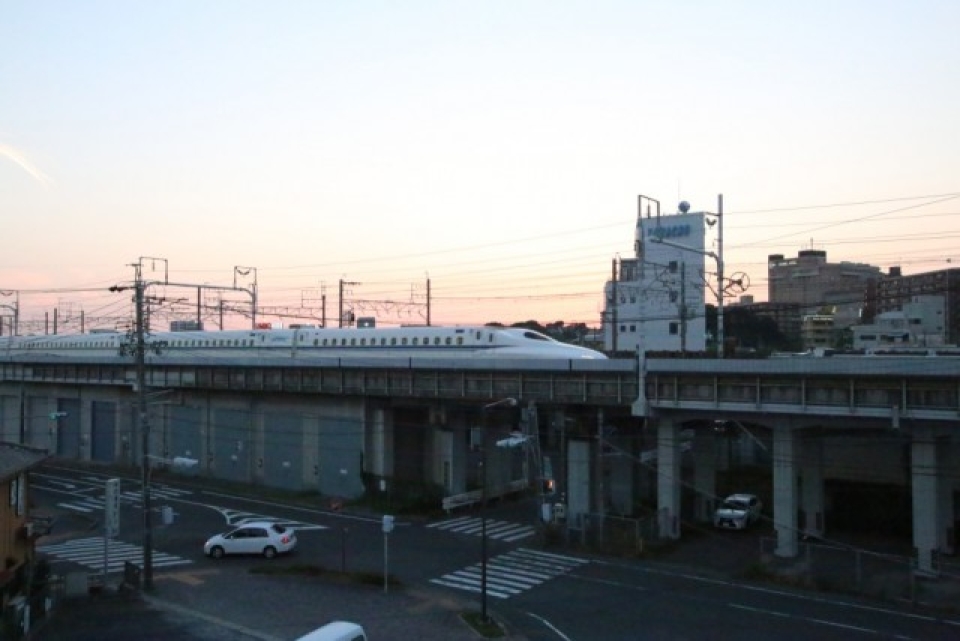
[2,1,959,332]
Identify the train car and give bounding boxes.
[0,325,607,361]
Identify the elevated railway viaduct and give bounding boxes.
[1,353,958,573]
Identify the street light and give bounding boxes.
[479,397,518,624]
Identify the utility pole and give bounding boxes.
[339,279,360,328]
[110,263,154,590]
[234,266,258,329]
[0,290,20,336]
[134,271,154,590]
[717,194,725,359]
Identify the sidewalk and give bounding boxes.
[29,578,527,641]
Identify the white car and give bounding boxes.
[713,493,762,530]
[204,521,297,559]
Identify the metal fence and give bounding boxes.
[759,537,960,607]
[563,509,667,555]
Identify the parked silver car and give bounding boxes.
[713,493,762,530]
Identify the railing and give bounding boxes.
[565,510,665,554]
[758,536,960,608]
[441,479,528,513]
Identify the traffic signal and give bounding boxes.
[542,478,556,496]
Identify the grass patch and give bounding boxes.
[460,612,506,638]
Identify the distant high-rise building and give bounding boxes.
[768,250,882,329]
[872,267,960,344]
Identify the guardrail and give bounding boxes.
[441,479,529,513]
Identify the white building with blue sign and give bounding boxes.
[603,200,709,354]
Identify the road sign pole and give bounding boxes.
[104,478,120,579]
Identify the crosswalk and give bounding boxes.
[37,536,193,574]
[55,483,193,514]
[426,515,535,542]
[212,508,328,532]
[430,548,588,599]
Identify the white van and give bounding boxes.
[293,621,367,641]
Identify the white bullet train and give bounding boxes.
[0,325,608,361]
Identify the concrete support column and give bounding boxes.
[693,429,717,522]
[939,441,956,556]
[911,428,946,574]
[799,435,825,539]
[567,439,591,526]
[772,426,799,557]
[550,410,573,502]
[436,411,468,494]
[608,431,638,516]
[656,418,681,539]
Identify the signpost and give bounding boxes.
[104,479,120,578]
[382,515,394,594]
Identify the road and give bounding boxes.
[28,464,960,640]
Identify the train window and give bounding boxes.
[522,331,549,342]
[390,337,396,345]
[360,338,366,346]
[401,338,408,345]
[456,337,463,345]
[412,337,418,345]
[313,339,319,346]
[445,337,452,345]
[351,338,356,346]
[434,337,441,345]
[488,334,493,342]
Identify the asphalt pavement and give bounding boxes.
[26,502,528,641]
[25,467,960,641]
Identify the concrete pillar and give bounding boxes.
[940,441,956,556]
[799,435,825,539]
[693,429,718,522]
[912,428,947,574]
[657,418,681,539]
[450,412,469,495]
[568,439,592,526]
[608,435,636,516]
[772,426,799,557]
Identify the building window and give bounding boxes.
[669,261,678,273]
[669,291,678,302]
[669,322,679,335]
